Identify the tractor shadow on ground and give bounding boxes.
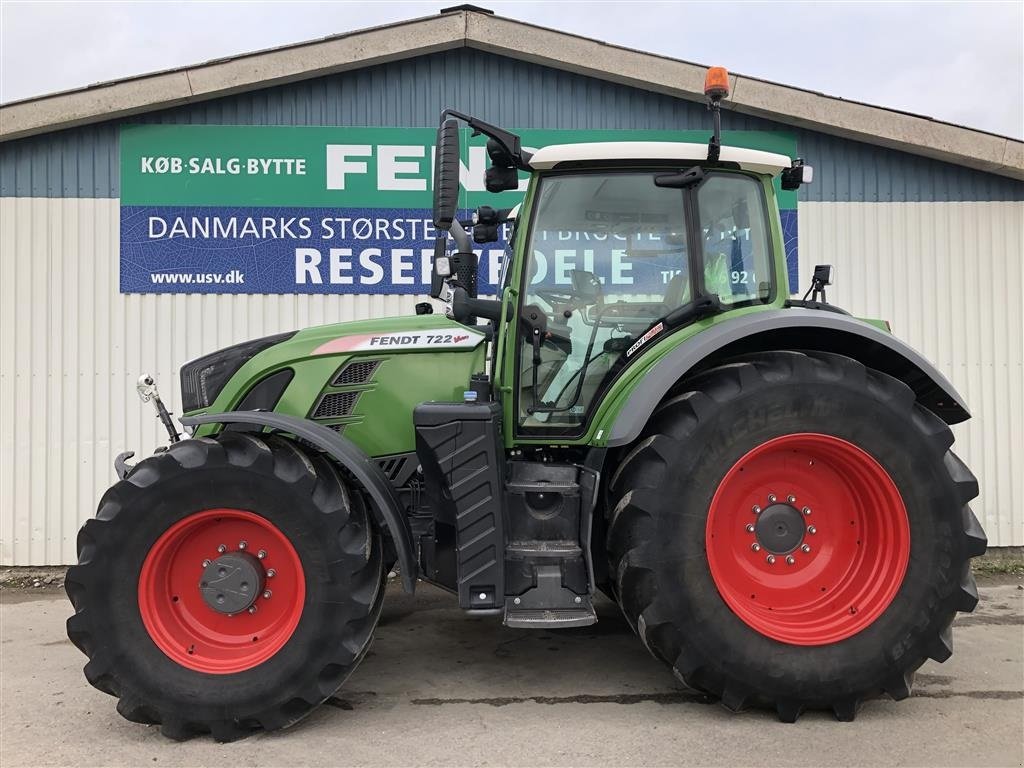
[320,582,722,717]
[281,577,964,740]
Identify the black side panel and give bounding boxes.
[229,369,294,419]
[414,401,505,609]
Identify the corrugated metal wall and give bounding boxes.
[2,46,1023,563]
[798,201,1024,549]
[0,197,425,564]
[2,197,1021,564]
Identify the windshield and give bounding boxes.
[517,169,773,433]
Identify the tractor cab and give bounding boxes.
[429,69,810,439]
[510,144,782,433]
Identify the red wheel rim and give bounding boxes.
[138,509,305,674]
[705,433,909,645]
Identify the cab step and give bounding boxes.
[503,603,597,628]
[506,540,582,558]
[502,564,596,629]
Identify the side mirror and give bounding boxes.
[433,118,461,231]
[781,160,813,191]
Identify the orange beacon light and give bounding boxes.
[704,66,730,101]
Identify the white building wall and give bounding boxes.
[1,196,1022,564]
[798,201,1024,550]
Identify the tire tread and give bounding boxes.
[65,432,384,741]
[607,349,984,722]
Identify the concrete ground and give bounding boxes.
[1,576,1021,768]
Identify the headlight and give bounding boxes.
[180,332,294,412]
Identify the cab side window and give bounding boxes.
[697,175,772,305]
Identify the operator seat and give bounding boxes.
[663,271,690,310]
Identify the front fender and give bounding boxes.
[607,308,970,447]
[180,411,417,592]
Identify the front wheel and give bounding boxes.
[607,350,986,721]
[65,433,384,741]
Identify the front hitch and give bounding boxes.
[112,374,181,480]
[136,374,181,444]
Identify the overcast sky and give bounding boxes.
[1,1,1021,139]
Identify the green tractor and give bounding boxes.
[66,68,986,739]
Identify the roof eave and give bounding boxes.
[0,9,1021,181]
[0,12,466,142]
[464,13,1023,181]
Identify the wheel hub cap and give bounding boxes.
[199,552,266,615]
[754,503,805,554]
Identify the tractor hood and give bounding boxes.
[182,314,488,457]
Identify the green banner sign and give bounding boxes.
[121,125,798,209]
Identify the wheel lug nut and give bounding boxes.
[766,554,776,565]
[751,543,761,552]
[768,494,777,503]
[752,505,761,515]
[238,540,247,550]
[801,544,812,553]
[266,569,276,578]
[202,559,211,567]
[217,544,227,554]
[745,523,755,533]
[263,590,272,599]
[802,507,811,516]
[257,549,267,559]
[786,555,796,565]
[787,495,796,503]
[248,605,257,614]
[807,525,817,535]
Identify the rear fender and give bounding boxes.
[606,308,970,447]
[180,411,417,592]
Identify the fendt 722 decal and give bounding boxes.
[312,328,485,355]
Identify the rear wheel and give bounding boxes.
[66,433,384,741]
[607,350,986,721]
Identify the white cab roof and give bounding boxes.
[529,141,792,176]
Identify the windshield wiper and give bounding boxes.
[637,293,724,344]
[664,293,724,327]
